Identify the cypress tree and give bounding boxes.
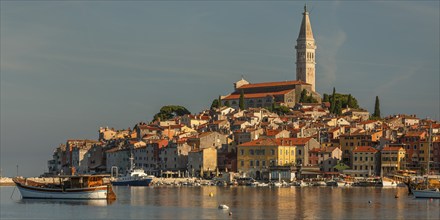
[373,96,381,118]
[323,94,329,102]
[299,89,307,103]
[330,87,336,114]
[239,90,245,110]
[347,94,353,108]
[218,95,222,108]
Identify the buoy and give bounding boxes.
[395,195,399,198]
[229,212,232,216]
[368,201,371,203]
[209,192,214,197]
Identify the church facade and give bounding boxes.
[221,5,320,109]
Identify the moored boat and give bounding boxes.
[413,188,440,199]
[110,169,154,186]
[12,175,115,200]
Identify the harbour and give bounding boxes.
[2,185,439,219]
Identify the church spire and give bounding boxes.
[295,4,317,91]
[298,4,314,40]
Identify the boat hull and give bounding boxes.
[413,189,440,199]
[111,179,152,186]
[15,183,109,199]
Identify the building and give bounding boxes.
[340,130,382,166]
[237,137,319,179]
[308,147,342,172]
[187,148,218,177]
[158,141,192,172]
[381,146,406,175]
[350,146,380,177]
[220,6,321,109]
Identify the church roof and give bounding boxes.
[222,89,294,100]
[237,80,309,89]
[298,5,314,40]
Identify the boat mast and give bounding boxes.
[130,147,134,172]
[427,122,432,178]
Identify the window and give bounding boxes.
[250,149,254,155]
[250,161,254,166]
[298,150,302,155]
[271,150,275,155]
[365,157,368,161]
[241,150,244,155]
[354,157,357,161]
[240,160,244,166]
[280,149,283,155]
[291,150,295,155]
[256,160,260,166]
[262,160,266,166]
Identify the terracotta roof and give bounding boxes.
[239,138,279,147]
[223,89,294,100]
[353,146,378,153]
[276,138,312,146]
[404,131,425,137]
[382,146,404,151]
[238,80,309,89]
[309,148,322,153]
[265,129,282,136]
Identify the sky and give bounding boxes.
[1,1,439,177]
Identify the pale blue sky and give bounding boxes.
[1,1,439,177]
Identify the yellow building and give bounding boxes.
[339,130,382,166]
[381,146,406,175]
[237,138,297,178]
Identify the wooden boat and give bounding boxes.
[13,175,116,200]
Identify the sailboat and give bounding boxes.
[412,123,440,199]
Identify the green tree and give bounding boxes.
[323,93,329,102]
[274,105,291,115]
[299,89,308,103]
[224,101,230,107]
[346,94,353,108]
[218,95,222,108]
[239,90,245,110]
[153,105,191,121]
[335,100,342,115]
[330,87,336,114]
[210,98,219,110]
[373,96,381,118]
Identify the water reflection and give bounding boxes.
[18,198,113,206]
[2,186,439,219]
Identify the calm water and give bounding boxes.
[1,186,439,219]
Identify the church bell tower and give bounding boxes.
[295,4,316,91]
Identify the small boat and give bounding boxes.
[110,153,154,186]
[218,204,229,210]
[381,178,398,187]
[111,169,154,186]
[292,180,308,187]
[413,188,440,199]
[13,175,115,200]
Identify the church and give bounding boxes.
[221,5,321,109]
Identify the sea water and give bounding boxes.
[1,186,439,219]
